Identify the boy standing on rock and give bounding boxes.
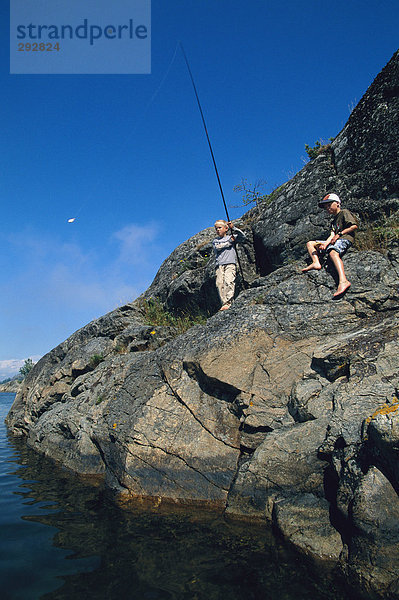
[213,220,245,311]
[301,193,358,298]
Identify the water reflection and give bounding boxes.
[3,396,357,600]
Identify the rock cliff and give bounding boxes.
[6,50,399,598]
[0,379,21,393]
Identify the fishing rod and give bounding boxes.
[180,42,247,288]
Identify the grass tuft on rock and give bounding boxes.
[355,214,399,253]
[138,298,207,335]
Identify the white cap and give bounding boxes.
[319,193,341,207]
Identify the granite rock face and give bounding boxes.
[0,379,21,393]
[6,50,399,598]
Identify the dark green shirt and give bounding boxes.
[331,209,358,244]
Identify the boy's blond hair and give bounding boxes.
[214,219,228,227]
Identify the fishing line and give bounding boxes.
[180,42,247,287]
[129,41,180,136]
[67,43,180,224]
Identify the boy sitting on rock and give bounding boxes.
[301,193,358,298]
[212,220,245,310]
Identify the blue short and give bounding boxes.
[325,238,352,256]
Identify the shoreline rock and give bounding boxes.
[0,380,21,393]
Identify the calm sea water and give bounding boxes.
[0,392,358,600]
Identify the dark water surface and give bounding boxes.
[1,393,356,600]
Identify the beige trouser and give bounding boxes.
[216,264,236,307]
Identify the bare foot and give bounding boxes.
[333,281,351,298]
[301,263,322,272]
[219,304,230,311]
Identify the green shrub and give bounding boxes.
[89,354,104,369]
[138,298,207,335]
[305,139,334,160]
[355,215,399,253]
[19,358,35,378]
[113,344,128,355]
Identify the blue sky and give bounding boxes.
[0,0,398,377]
